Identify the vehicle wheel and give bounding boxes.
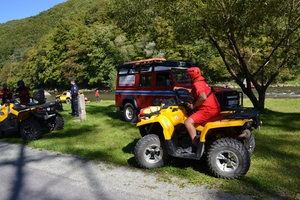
[66,98,71,104]
[134,134,169,169]
[53,113,64,130]
[20,120,42,141]
[124,103,137,122]
[206,137,250,179]
[243,132,255,154]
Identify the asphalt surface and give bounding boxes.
[0,142,253,200]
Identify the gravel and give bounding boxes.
[0,142,253,200]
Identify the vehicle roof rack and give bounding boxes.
[118,58,198,69]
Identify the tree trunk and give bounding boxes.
[257,87,266,111]
[240,84,266,111]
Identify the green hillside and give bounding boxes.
[0,0,113,89]
[0,0,93,65]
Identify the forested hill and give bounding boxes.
[0,0,113,88]
[0,0,299,91]
[0,0,94,62]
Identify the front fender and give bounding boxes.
[137,115,174,140]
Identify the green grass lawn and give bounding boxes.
[1,99,300,200]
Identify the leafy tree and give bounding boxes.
[85,24,138,89]
[109,0,300,110]
[196,0,300,110]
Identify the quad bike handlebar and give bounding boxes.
[174,89,194,114]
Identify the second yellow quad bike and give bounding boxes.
[134,90,261,179]
[0,92,64,140]
[0,102,43,140]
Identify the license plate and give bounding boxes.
[228,100,238,105]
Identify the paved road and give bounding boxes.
[0,142,252,200]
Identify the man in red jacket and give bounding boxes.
[175,67,220,146]
[15,80,32,105]
[0,83,12,104]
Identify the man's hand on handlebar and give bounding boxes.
[187,102,194,110]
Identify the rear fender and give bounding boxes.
[18,110,32,122]
[199,118,253,142]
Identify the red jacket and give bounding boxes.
[16,87,31,105]
[0,89,12,103]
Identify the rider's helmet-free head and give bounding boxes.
[17,80,25,88]
[187,67,201,81]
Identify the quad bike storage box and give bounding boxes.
[213,87,242,111]
[33,89,46,104]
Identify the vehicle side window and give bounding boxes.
[139,74,152,87]
[156,73,172,87]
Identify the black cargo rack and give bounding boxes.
[117,58,198,70]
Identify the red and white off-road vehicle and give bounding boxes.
[115,58,241,122]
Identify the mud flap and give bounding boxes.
[195,142,205,160]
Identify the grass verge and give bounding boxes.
[1,99,300,200]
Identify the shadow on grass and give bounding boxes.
[85,104,139,131]
[122,138,140,168]
[260,108,300,131]
[230,108,300,199]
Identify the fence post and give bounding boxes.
[78,94,86,120]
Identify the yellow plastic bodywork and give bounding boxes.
[137,106,253,142]
[137,106,185,140]
[0,104,19,122]
[0,103,31,123]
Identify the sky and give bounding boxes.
[0,0,67,23]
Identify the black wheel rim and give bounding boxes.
[143,144,163,163]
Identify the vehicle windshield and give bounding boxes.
[171,68,189,83]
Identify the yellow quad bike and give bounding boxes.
[0,91,63,140]
[134,90,261,179]
[0,102,43,140]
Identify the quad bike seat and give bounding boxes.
[199,114,227,126]
[199,108,259,127]
[13,103,27,111]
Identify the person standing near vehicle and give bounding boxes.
[0,83,12,104]
[174,67,220,147]
[95,90,100,103]
[15,80,32,105]
[70,78,79,117]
